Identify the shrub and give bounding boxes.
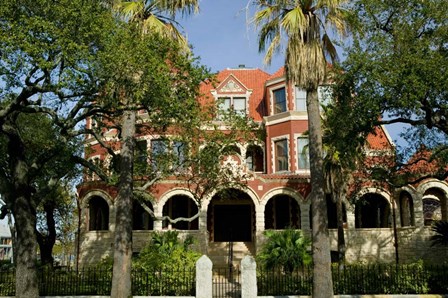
[257,229,311,273]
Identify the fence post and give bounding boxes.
[241,255,257,298]
[196,255,212,298]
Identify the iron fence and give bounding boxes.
[258,263,448,295]
[0,267,195,296]
[213,266,241,298]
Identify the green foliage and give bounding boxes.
[334,0,448,163]
[430,220,448,247]
[132,231,199,295]
[134,231,200,271]
[257,229,311,273]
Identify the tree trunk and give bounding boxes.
[307,88,334,298]
[336,193,346,268]
[13,195,39,298]
[36,201,57,267]
[111,109,135,298]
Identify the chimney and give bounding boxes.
[238,64,246,68]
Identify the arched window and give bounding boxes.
[265,195,300,229]
[355,194,391,228]
[423,188,447,225]
[88,196,109,231]
[132,200,154,230]
[246,144,264,172]
[399,192,414,227]
[162,195,198,230]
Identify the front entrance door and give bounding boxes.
[214,205,251,242]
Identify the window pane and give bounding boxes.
[275,139,288,172]
[218,97,231,110]
[173,141,186,166]
[273,88,287,114]
[297,138,310,169]
[151,139,167,170]
[233,97,246,115]
[295,87,307,111]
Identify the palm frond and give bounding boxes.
[280,7,306,36]
[430,220,448,247]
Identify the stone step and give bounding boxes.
[207,242,255,267]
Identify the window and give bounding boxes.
[218,96,246,118]
[275,139,288,172]
[173,141,187,168]
[151,139,168,171]
[295,87,307,112]
[297,137,310,170]
[88,196,109,231]
[134,140,148,175]
[273,88,287,114]
[246,145,264,172]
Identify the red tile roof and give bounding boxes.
[268,67,285,81]
[366,126,394,150]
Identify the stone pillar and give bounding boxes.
[153,205,163,231]
[301,202,311,231]
[196,255,212,298]
[241,256,257,298]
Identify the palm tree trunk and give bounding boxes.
[111,109,135,298]
[307,88,334,298]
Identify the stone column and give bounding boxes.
[196,255,212,298]
[241,256,257,298]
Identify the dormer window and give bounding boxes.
[218,96,247,117]
[273,87,287,114]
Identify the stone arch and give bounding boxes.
[262,187,308,230]
[418,180,448,225]
[261,187,305,207]
[398,190,415,227]
[159,189,199,231]
[82,190,114,232]
[202,185,260,212]
[206,187,258,242]
[354,188,392,228]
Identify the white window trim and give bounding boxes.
[271,135,290,173]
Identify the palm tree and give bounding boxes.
[253,1,350,297]
[109,1,198,297]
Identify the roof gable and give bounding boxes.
[215,74,248,93]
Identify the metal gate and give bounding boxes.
[212,266,241,298]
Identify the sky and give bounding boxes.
[180,0,284,74]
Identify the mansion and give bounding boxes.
[78,66,448,266]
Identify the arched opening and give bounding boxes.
[355,193,391,228]
[133,200,154,230]
[399,191,414,227]
[207,189,255,242]
[88,196,109,231]
[162,195,198,230]
[326,195,347,229]
[265,194,300,229]
[222,145,241,156]
[423,188,447,226]
[246,144,264,172]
